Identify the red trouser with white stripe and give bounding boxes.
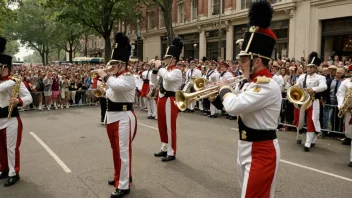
[0,117,23,177]
[106,111,137,190]
[293,99,321,148]
[237,139,280,198]
[157,96,178,156]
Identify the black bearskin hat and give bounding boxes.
[110,32,131,65]
[307,52,321,67]
[0,36,12,72]
[237,0,276,61]
[164,37,184,62]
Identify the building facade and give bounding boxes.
[123,0,352,62]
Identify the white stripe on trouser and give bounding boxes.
[312,100,321,132]
[118,118,131,190]
[238,139,280,198]
[270,139,280,198]
[187,101,195,110]
[296,108,305,141]
[165,98,174,156]
[344,113,352,162]
[146,98,157,117]
[127,112,136,141]
[210,103,218,115]
[1,118,20,177]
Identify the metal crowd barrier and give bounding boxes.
[18,90,99,112]
[278,98,344,135]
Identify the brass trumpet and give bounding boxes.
[176,75,245,111]
[90,67,112,76]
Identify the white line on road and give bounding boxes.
[138,123,158,130]
[29,132,72,173]
[280,160,352,182]
[139,124,352,182]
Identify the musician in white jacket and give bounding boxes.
[183,60,202,112]
[336,64,352,167]
[0,37,33,187]
[207,61,220,118]
[143,61,157,119]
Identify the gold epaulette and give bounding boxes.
[255,76,270,84]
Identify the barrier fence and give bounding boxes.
[19,90,100,111]
[278,98,344,135]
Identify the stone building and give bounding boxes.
[124,0,352,62]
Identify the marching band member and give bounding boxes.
[97,78,107,124]
[0,37,33,187]
[216,1,281,197]
[336,64,352,167]
[208,61,220,118]
[143,61,157,119]
[152,37,183,162]
[183,60,202,112]
[96,32,137,198]
[294,52,327,152]
[219,62,237,120]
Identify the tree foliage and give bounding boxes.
[141,0,174,45]
[47,0,142,62]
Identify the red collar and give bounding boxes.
[167,65,180,71]
[250,68,272,82]
[116,70,128,78]
[1,75,11,81]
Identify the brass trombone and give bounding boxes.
[176,75,245,111]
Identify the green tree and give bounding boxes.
[48,0,142,62]
[142,0,174,45]
[8,0,56,65]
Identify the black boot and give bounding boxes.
[154,151,167,157]
[108,177,132,186]
[0,171,9,179]
[304,147,310,152]
[348,162,352,168]
[296,140,302,144]
[111,189,130,198]
[311,143,316,147]
[161,155,176,162]
[342,138,351,145]
[4,175,20,187]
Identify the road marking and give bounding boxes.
[138,122,158,130]
[29,132,72,173]
[229,128,352,182]
[280,160,352,182]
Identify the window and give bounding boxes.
[159,10,165,28]
[241,0,252,10]
[192,0,198,21]
[211,0,224,15]
[147,11,153,30]
[271,0,282,4]
[178,3,185,24]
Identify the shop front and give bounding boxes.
[206,29,226,60]
[321,17,352,61]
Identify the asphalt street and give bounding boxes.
[0,106,351,198]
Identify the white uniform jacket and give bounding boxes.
[0,79,33,114]
[219,71,234,81]
[223,78,282,130]
[185,68,202,83]
[295,73,327,93]
[272,74,284,92]
[105,72,136,124]
[336,78,352,109]
[151,65,182,98]
[206,70,220,83]
[142,70,154,86]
